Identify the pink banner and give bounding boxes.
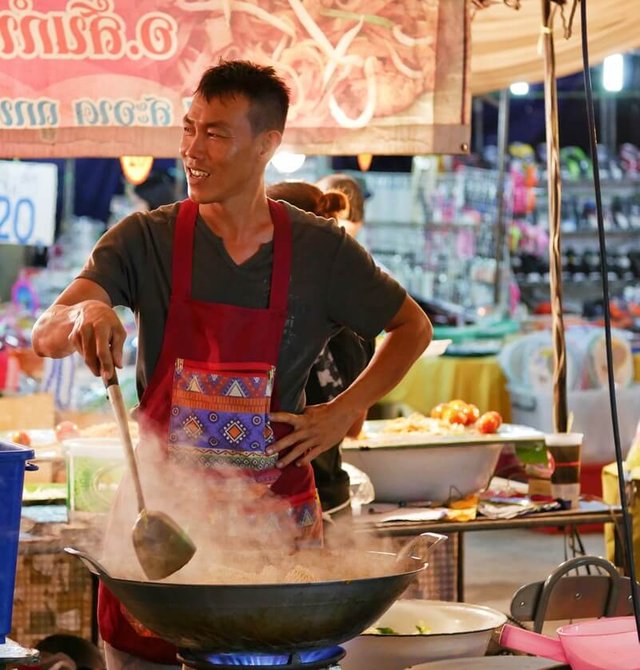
[0,0,470,158]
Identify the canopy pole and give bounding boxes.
[60,158,75,237]
[493,88,510,307]
[541,0,568,433]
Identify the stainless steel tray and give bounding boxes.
[344,421,546,450]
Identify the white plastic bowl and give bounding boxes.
[343,422,543,504]
[342,440,503,503]
[341,599,507,670]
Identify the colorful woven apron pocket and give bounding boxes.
[168,358,279,484]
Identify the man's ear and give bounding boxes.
[260,130,282,162]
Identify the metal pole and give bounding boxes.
[609,96,618,156]
[541,0,568,434]
[493,89,510,306]
[472,97,485,155]
[60,158,75,237]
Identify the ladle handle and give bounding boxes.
[396,532,447,567]
[105,371,146,514]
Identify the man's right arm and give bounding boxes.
[31,278,126,381]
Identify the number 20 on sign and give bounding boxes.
[0,160,58,247]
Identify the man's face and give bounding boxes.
[180,93,275,204]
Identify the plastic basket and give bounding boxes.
[0,440,35,643]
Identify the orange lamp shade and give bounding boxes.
[120,156,154,185]
[357,153,373,172]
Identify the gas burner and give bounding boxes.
[178,646,345,670]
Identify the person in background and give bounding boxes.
[315,172,369,240]
[317,172,397,281]
[32,60,432,670]
[265,180,348,222]
[266,180,375,522]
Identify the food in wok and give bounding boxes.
[65,534,446,652]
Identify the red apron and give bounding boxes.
[98,198,322,663]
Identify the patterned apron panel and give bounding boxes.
[168,358,280,485]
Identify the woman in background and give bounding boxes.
[267,180,376,525]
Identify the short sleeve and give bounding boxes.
[326,232,406,339]
[77,213,146,310]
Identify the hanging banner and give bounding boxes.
[0,0,470,158]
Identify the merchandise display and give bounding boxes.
[507,143,640,316]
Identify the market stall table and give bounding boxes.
[355,499,623,602]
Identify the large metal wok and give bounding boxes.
[65,533,445,653]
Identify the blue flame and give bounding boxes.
[203,647,341,666]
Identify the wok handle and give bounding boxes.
[395,532,447,567]
[64,546,112,579]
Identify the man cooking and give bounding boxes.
[31,60,432,670]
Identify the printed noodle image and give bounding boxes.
[175,0,438,128]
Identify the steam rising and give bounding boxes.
[97,431,403,585]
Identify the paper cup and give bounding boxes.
[545,432,583,507]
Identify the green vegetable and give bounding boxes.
[416,621,432,635]
[375,627,399,635]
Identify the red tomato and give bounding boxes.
[10,430,31,446]
[55,420,80,442]
[465,404,481,425]
[442,406,468,425]
[430,403,448,419]
[475,411,503,434]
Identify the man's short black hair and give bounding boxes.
[195,60,290,136]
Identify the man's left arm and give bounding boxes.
[269,294,432,467]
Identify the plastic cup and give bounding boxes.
[545,432,583,507]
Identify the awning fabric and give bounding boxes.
[471,0,640,94]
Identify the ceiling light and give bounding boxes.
[509,82,530,96]
[270,151,306,174]
[603,53,624,92]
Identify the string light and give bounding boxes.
[602,54,624,93]
[509,81,530,96]
[270,150,306,174]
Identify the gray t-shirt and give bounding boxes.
[78,201,406,412]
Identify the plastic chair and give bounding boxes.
[509,555,633,633]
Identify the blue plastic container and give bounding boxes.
[0,441,35,644]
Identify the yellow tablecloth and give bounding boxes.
[381,355,513,423]
[383,352,640,426]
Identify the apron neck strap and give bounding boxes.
[172,198,291,312]
[172,198,199,299]
[267,198,291,313]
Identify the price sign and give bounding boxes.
[0,160,58,247]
